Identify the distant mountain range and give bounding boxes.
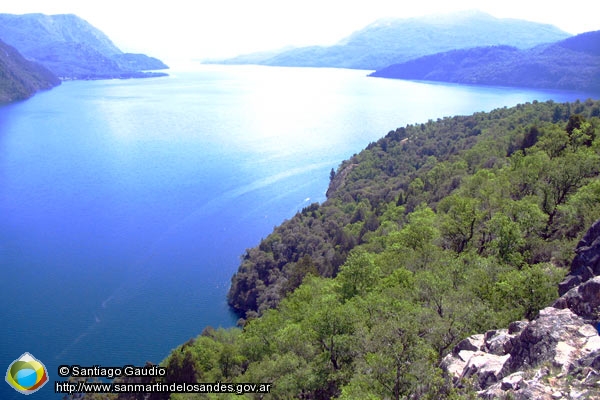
[370,31,600,91]
[0,38,60,103]
[0,13,168,80]
[210,10,571,70]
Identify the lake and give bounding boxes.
[0,64,596,398]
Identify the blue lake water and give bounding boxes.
[1,64,597,398]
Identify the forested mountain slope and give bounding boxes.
[76,99,600,399]
[193,100,600,400]
[229,99,600,319]
[370,31,600,91]
[0,38,60,103]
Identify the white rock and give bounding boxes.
[440,353,465,380]
[578,324,598,338]
[455,334,484,353]
[462,352,510,388]
[569,389,585,399]
[500,372,524,391]
[485,330,512,355]
[458,349,476,362]
[554,341,576,372]
[583,335,600,354]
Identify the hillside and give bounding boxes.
[211,10,571,70]
[0,13,168,80]
[560,30,600,56]
[76,99,600,399]
[370,31,600,91]
[0,38,60,103]
[228,100,600,318]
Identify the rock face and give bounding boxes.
[326,163,357,198]
[442,219,600,398]
[0,13,168,80]
[559,218,600,296]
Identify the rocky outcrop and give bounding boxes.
[326,163,357,198]
[442,219,600,398]
[554,277,600,321]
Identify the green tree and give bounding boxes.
[492,263,564,320]
[486,213,525,266]
[540,148,600,236]
[343,297,442,400]
[438,195,482,253]
[337,251,380,300]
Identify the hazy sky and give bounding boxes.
[2,1,598,65]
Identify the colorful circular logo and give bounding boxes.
[5,352,49,395]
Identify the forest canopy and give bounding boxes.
[228,99,600,320]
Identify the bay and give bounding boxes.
[0,64,596,398]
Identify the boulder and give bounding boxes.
[503,307,584,373]
[440,353,466,382]
[508,320,529,335]
[461,351,510,388]
[500,371,524,391]
[553,276,600,320]
[454,334,485,354]
[484,329,513,355]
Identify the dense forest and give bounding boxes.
[228,99,600,320]
[370,31,600,91]
[75,99,600,399]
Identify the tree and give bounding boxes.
[522,125,540,152]
[492,263,564,320]
[438,195,482,253]
[337,251,380,300]
[342,297,442,400]
[486,213,525,266]
[566,114,586,135]
[540,149,600,236]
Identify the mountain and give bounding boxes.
[560,30,600,56]
[370,31,600,91]
[0,13,168,80]
[0,38,60,103]
[211,10,571,70]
